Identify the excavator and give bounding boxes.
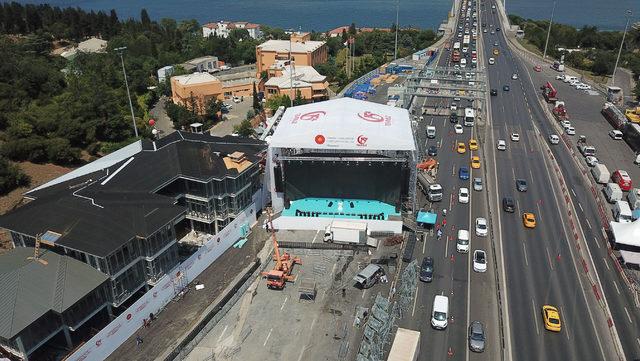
[261,210,301,290]
[625,107,640,123]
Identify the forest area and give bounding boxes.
[509,14,640,99]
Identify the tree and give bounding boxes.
[233,119,254,137]
[591,57,612,76]
[633,81,640,102]
[265,94,291,113]
[0,157,30,195]
[140,9,151,29]
[349,23,357,35]
[293,90,306,106]
[252,82,261,111]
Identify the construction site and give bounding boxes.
[183,220,406,361]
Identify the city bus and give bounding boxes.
[463,35,470,46]
[464,108,475,127]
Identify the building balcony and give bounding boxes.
[185,193,209,202]
[186,211,215,224]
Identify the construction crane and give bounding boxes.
[261,210,301,290]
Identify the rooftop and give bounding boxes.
[185,56,218,65]
[77,37,108,53]
[0,247,109,339]
[257,39,325,53]
[0,132,266,257]
[173,72,220,86]
[269,98,415,151]
[264,65,326,89]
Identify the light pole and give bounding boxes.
[394,0,399,60]
[542,0,557,60]
[114,46,139,138]
[612,9,633,87]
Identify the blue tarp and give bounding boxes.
[633,209,640,220]
[416,211,437,225]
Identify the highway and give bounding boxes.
[481,0,625,360]
[398,1,500,360]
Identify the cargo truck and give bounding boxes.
[324,220,367,244]
[591,164,610,184]
[601,102,627,130]
[541,82,557,102]
[427,183,443,202]
[605,183,623,203]
[387,328,421,361]
[613,200,633,223]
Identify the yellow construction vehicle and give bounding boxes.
[625,107,640,123]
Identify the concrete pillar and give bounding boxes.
[107,304,114,320]
[16,336,28,361]
[62,327,73,350]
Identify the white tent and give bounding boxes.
[269,98,415,151]
[610,220,640,248]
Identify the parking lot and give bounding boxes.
[184,230,398,361]
[210,97,255,136]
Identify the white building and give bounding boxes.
[157,65,174,83]
[60,37,108,59]
[181,56,219,73]
[202,21,262,39]
[266,98,417,234]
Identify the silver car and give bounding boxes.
[473,177,483,191]
[469,321,486,352]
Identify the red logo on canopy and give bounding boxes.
[293,111,326,123]
[356,135,368,146]
[315,134,326,144]
[358,111,385,123]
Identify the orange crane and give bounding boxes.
[261,210,301,289]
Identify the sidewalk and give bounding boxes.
[106,220,271,361]
[150,96,175,137]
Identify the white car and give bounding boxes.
[488,57,495,65]
[459,187,470,204]
[510,133,520,141]
[576,83,591,90]
[585,156,599,167]
[497,139,506,151]
[569,80,581,86]
[473,250,488,273]
[556,74,565,80]
[457,230,470,253]
[483,28,487,33]
[451,103,458,111]
[549,134,560,144]
[472,58,477,64]
[560,120,571,129]
[565,126,576,135]
[475,217,488,237]
[609,130,623,140]
[512,73,518,80]
[455,124,464,134]
[232,96,241,103]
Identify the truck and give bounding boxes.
[605,183,623,203]
[613,200,633,223]
[324,221,367,244]
[552,60,565,72]
[541,82,557,103]
[387,328,421,361]
[591,164,610,184]
[427,183,443,202]
[552,101,569,121]
[353,264,384,289]
[602,102,627,130]
[578,144,596,157]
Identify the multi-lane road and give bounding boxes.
[395,0,640,359]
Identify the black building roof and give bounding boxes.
[0,132,266,257]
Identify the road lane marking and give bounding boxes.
[263,327,273,346]
[571,188,576,197]
[585,219,592,229]
[578,202,584,212]
[311,229,320,243]
[280,296,288,311]
[523,242,529,266]
[412,286,419,317]
[532,299,540,335]
[561,306,570,341]
[603,258,610,271]
[362,289,367,299]
[594,236,601,249]
[217,324,228,343]
[546,247,554,270]
[613,281,621,295]
[529,168,534,182]
[445,236,449,259]
[422,234,427,254]
[625,307,633,324]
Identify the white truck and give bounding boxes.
[427,183,443,202]
[387,328,421,361]
[613,200,633,223]
[324,221,367,244]
[605,183,623,203]
[591,164,610,184]
[627,188,640,210]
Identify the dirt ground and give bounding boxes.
[0,162,72,254]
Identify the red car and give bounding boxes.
[612,170,633,191]
[533,65,542,72]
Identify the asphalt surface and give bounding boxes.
[483,0,633,360]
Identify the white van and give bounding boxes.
[627,188,640,210]
[460,58,467,68]
[605,183,623,203]
[426,126,436,139]
[431,295,449,330]
[613,200,633,223]
[591,164,610,184]
[456,229,470,253]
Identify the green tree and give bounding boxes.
[252,82,261,111]
[0,157,30,195]
[265,94,291,113]
[233,119,254,137]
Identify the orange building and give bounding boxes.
[256,32,327,76]
[171,72,258,114]
[264,63,329,102]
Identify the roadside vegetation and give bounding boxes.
[508,15,640,99]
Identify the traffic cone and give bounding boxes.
[448,347,454,358]
[450,254,455,262]
[557,253,561,262]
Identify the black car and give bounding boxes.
[490,89,498,96]
[503,85,510,91]
[420,257,434,282]
[502,197,515,213]
[450,113,459,123]
[428,145,438,156]
[516,179,528,192]
[496,27,501,31]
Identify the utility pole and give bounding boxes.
[542,0,557,60]
[289,30,294,107]
[114,47,139,138]
[612,9,633,87]
[394,0,400,60]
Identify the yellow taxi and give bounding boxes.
[523,212,536,228]
[469,139,479,150]
[542,305,561,332]
[457,142,466,154]
[471,156,481,169]
[493,48,500,56]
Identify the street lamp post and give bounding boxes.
[114,46,139,138]
[394,0,399,60]
[542,0,557,60]
[612,9,633,87]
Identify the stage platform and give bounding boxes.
[271,215,402,235]
[282,198,399,221]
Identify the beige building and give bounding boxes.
[256,32,327,76]
[171,71,258,114]
[264,63,328,102]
